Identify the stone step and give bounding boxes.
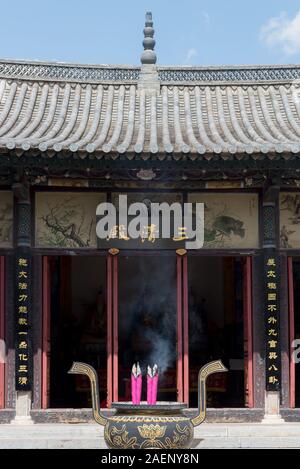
[1,436,300,449]
[3,423,300,437]
[1,424,300,449]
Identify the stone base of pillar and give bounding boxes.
[11,391,34,425]
[261,415,285,424]
[262,391,285,424]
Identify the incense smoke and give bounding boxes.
[119,256,208,376]
[120,257,176,374]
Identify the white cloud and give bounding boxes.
[183,48,198,65]
[260,10,300,56]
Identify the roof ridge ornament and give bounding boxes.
[138,12,160,92]
[141,12,157,65]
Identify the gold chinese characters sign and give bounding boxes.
[265,255,280,391]
[15,253,31,390]
[98,192,186,250]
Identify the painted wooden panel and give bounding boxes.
[35,192,106,248]
[280,193,300,248]
[188,193,259,249]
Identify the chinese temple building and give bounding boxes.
[1,12,300,424]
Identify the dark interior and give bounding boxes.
[49,255,246,408]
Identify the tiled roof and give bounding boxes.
[1,60,300,158]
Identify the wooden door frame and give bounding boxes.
[41,256,51,409]
[243,256,254,408]
[109,252,185,405]
[177,253,189,405]
[106,253,118,407]
[288,257,295,408]
[0,256,5,408]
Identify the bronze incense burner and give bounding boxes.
[68,360,227,449]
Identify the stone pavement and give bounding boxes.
[0,423,300,448]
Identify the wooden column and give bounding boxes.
[243,257,254,408]
[176,250,188,404]
[106,254,113,407]
[13,180,33,390]
[12,178,33,422]
[0,256,5,408]
[107,249,119,407]
[262,182,282,420]
[288,257,295,408]
[183,255,189,405]
[176,255,183,403]
[112,254,118,403]
[41,257,51,409]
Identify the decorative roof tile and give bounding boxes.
[0,60,300,158]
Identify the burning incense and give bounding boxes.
[147,364,159,405]
[131,363,142,405]
[131,364,137,404]
[151,364,158,405]
[147,366,153,405]
[136,362,142,405]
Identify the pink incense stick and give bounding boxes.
[136,363,142,405]
[147,366,153,405]
[131,364,137,404]
[151,364,158,405]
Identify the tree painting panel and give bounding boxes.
[280,193,300,248]
[35,192,106,248]
[188,193,259,248]
[0,191,13,247]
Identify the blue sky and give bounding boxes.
[1,0,300,66]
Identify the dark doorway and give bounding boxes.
[118,256,177,403]
[188,256,248,408]
[291,259,300,407]
[47,256,106,408]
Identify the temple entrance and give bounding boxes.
[118,256,177,402]
[43,253,253,409]
[44,256,106,408]
[188,256,252,408]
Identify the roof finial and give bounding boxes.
[141,11,157,65]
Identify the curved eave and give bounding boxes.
[1,146,299,162]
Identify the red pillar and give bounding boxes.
[0,256,5,409]
[112,255,118,403]
[288,257,295,408]
[42,256,51,409]
[243,256,254,408]
[106,255,113,407]
[176,255,183,403]
[183,255,189,405]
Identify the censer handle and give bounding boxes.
[68,361,107,426]
[191,360,227,427]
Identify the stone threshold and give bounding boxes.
[0,407,264,424]
[11,407,300,424]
